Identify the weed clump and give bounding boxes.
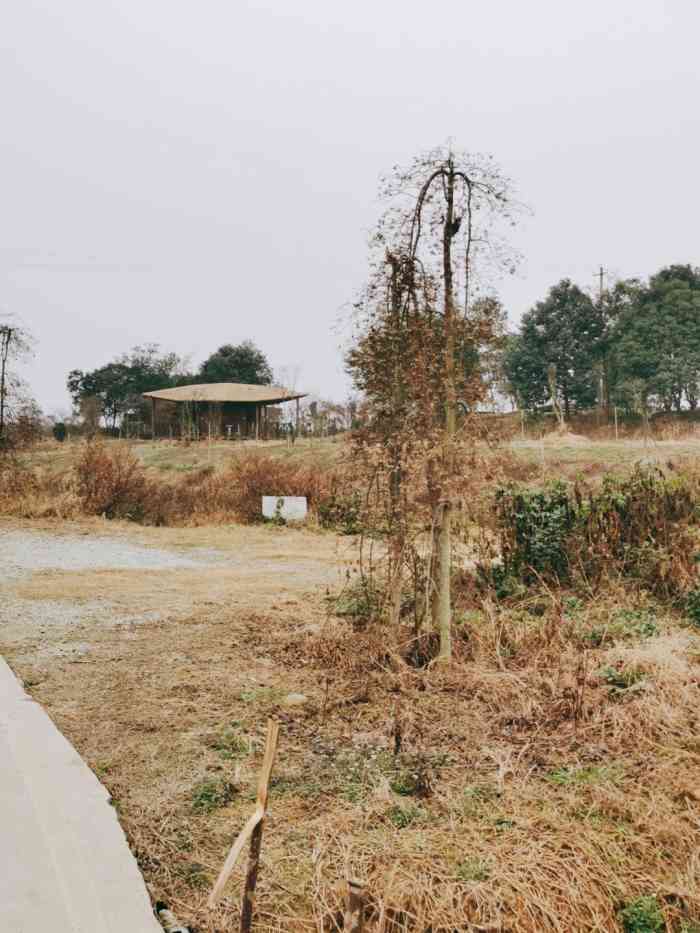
[332,578,383,624]
[191,777,236,813]
[618,895,665,932]
[387,803,424,829]
[582,608,660,647]
[455,857,491,883]
[207,724,248,760]
[596,664,646,696]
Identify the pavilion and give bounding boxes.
[142,382,307,440]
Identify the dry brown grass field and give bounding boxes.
[2,435,700,931]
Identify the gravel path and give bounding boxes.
[0,528,227,654]
[0,528,222,580]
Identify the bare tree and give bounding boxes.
[0,315,34,445]
[349,146,524,659]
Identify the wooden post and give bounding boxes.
[255,404,260,441]
[295,397,300,438]
[208,719,279,914]
[151,397,156,440]
[344,878,365,932]
[240,720,279,932]
[614,405,618,441]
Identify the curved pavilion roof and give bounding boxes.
[142,383,306,405]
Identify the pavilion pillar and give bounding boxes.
[295,397,300,437]
[151,397,156,440]
[255,404,260,441]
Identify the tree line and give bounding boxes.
[67,339,273,429]
[502,264,700,417]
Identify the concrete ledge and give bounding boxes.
[0,657,161,932]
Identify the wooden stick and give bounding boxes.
[207,719,279,912]
[240,719,280,932]
[207,808,263,907]
[344,878,365,932]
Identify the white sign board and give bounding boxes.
[262,496,308,522]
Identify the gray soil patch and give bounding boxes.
[0,529,225,652]
[0,528,222,580]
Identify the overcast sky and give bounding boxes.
[2,0,699,414]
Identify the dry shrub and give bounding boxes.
[0,456,39,516]
[199,453,334,524]
[75,441,152,520]
[68,443,338,526]
[288,620,401,678]
[0,453,80,518]
[0,454,37,502]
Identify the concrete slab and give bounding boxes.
[262,495,308,522]
[0,656,161,933]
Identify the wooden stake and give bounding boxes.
[208,808,263,908]
[240,719,279,932]
[207,719,279,915]
[344,878,365,932]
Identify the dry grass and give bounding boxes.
[0,441,343,526]
[4,433,700,930]
[3,518,699,931]
[21,435,342,475]
[510,435,700,484]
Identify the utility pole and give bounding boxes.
[596,265,606,302]
[595,266,608,421]
[0,325,16,442]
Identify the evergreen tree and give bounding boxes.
[610,265,700,411]
[198,340,272,385]
[504,279,603,416]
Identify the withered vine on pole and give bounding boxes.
[347,145,524,660]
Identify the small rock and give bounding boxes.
[282,692,308,707]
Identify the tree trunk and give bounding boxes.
[431,162,456,659]
[388,455,403,629]
[387,255,406,629]
[432,501,452,659]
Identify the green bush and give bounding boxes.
[495,481,574,581]
[494,466,697,594]
[317,491,362,534]
[684,587,700,627]
[52,422,67,442]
